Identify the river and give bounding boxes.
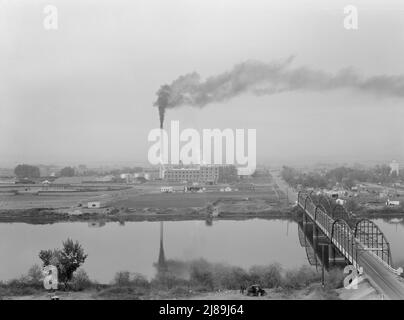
[0,217,403,283]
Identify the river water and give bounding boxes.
[0,217,403,283]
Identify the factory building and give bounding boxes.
[164,166,218,183]
[162,165,239,184]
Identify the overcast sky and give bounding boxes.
[1,0,404,167]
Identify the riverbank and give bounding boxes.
[0,202,294,224]
[0,202,402,225]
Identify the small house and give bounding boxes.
[161,186,173,193]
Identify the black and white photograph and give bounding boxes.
[1,0,404,308]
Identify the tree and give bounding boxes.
[39,239,88,289]
[345,198,360,213]
[14,164,40,179]
[342,177,355,189]
[135,176,147,183]
[60,166,75,177]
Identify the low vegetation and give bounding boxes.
[0,266,95,298]
[0,239,344,299]
[0,259,345,299]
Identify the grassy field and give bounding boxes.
[0,176,286,222]
[0,191,119,210]
[107,190,279,209]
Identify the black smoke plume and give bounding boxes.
[154,56,404,127]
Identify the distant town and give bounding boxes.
[0,160,402,221]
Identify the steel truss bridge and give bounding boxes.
[297,191,404,299]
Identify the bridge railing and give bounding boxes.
[360,245,403,276]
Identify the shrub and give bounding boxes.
[113,271,131,286]
[325,268,344,289]
[27,264,43,286]
[131,273,150,288]
[213,265,250,289]
[345,199,361,212]
[283,266,320,289]
[249,264,282,288]
[113,271,151,289]
[189,259,214,290]
[152,273,189,290]
[163,259,190,279]
[1,278,41,296]
[71,269,93,291]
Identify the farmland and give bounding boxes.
[0,173,288,223]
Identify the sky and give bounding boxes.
[1,0,404,167]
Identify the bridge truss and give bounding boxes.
[298,191,394,271]
[354,219,392,266]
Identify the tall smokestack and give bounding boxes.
[154,84,171,129]
[158,106,165,129]
[159,126,165,179]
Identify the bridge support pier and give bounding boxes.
[313,224,318,242]
[329,244,335,265]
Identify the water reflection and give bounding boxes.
[297,219,347,272]
[157,222,167,273]
[88,220,106,228]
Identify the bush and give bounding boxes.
[113,271,151,289]
[113,271,131,286]
[249,264,282,288]
[283,266,320,289]
[213,265,250,290]
[71,269,93,291]
[163,259,190,279]
[189,259,214,290]
[5,265,44,291]
[325,268,344,289]
[345,199,361,212]
[1,278,41,296]
[131,273,150,288]
[27,264,43,286]
[152,273,189,290]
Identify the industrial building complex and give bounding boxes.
[162,164,238,184]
